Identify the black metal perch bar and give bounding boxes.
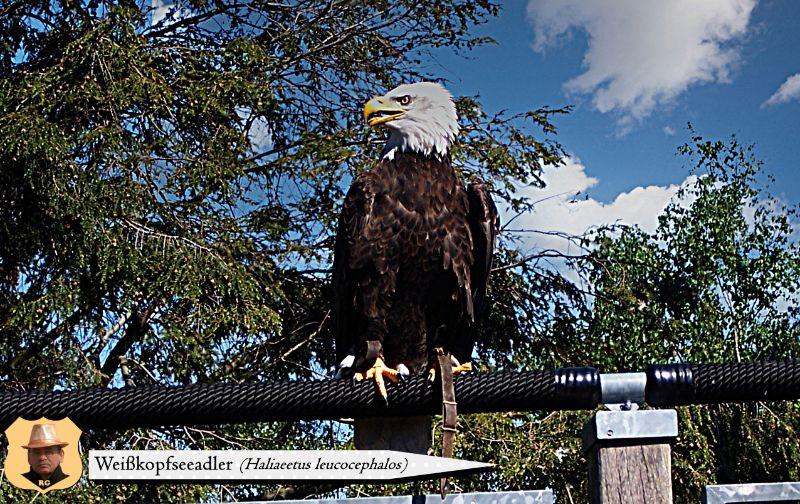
[2,360,799,431]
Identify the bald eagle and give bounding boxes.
[333,82,498,412]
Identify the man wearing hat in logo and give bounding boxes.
[21,423,70,489]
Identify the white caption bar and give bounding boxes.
[88,450,492,482]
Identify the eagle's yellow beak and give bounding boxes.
[363,97,406,127]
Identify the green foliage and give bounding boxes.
[587,132,800,369]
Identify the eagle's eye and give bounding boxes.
[396,95,412,106]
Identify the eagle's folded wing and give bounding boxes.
[451,178,499,364]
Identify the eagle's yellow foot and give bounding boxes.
[428,357,473,382]
[453,361,473,374]
[354,357,402,404]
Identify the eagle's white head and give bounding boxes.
[363,82,459,161]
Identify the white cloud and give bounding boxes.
[151,0,191,27]
[663,126,676,136]
[249,117,273,152]
[236,108,274,153]
[507,158,696,258]
[762,73,800,107]
[151,0,172,26]
[527,0,756,129]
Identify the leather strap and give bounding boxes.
[436,348,457,498]
[364,340,382,363]
[349,340,383,375]
[337,340,383,378]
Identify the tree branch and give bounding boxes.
[100,305,159,386]
[4,308,85,375]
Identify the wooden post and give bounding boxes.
[354,415,431,454]
[583,409,678,504]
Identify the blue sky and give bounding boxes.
[422,0,798,250]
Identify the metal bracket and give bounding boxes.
[704,482,800,503]
[582,409,678,451]
[600,372,646,410]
